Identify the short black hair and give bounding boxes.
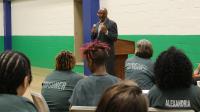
[154,47,193,90]
[0,51,32,94]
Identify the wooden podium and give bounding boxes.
[114,39,135,79]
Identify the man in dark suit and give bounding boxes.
[91,8,118,76]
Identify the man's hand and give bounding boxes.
[100,25,108,34]
[91,25,97,33]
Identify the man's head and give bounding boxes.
[97,8,108,22]
[135,39,153,59]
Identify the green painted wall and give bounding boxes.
[0,36,3,52]
[6,35,200,73]
[120,35,200,68]
[12,36,84,73]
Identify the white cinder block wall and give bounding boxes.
[0,2,3,36]
[12,0,74,36]
[100,0,200,35]
[8,0,200,36]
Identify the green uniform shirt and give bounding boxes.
[69,74,119,106]
[0,94,37,112]
[41,70,83,112]
[148,85,200,111]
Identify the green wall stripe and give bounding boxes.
[120,35,200,67]
[4,35,200,74]
[0,36,3,52]
[12,36,76,69]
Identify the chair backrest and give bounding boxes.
[70,106,96,112]
[31,92,50,112]
[148,107,195,112]
[69,106,195,112]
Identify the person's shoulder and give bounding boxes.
[108,18,116,23]
[136,56,154,65]
[148,85,160,95]
[106,18,116,25]
[0,95,37,112]
[73,76,95,90]
[75,76,91,85]
[71,71,84,79]
[106,74,120,81]
[126,57,136,62]
[147,58,155,64]
[44,70,58,79]
[190,85,200,94]
[0,94,27,101]
[20,97,37,109]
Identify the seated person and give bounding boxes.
[69,40,119,106]
[192,64,200,85]
[148,47,200,111]
[0,51,37,112]
[41,51,83,112]
[96,80,148,112]
[194,64,200,76]
[125,39,155,89]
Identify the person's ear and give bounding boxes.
[17,75,30,96]
[23,75,30,89]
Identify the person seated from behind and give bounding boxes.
[148,47,200,111]
[69,40,119,106]
[125,39,155,90]
[0,51,37,112]
[192,64,200,85]
[194,64,200,76]
[41,51,83,112]
[96,80,148,112]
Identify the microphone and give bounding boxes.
[93,24,96,28]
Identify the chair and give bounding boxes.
[148,107,194,112]
[31,92,50,112]
[69,106,195,112]
[70,106,96,112]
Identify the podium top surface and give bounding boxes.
[114,39,135,55]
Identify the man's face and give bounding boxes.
[97,9,107,22]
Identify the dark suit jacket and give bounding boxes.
[91,18,118,75]
[91,18,118,47]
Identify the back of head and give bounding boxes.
[135,39,153,59]
[0,51,32,95]
[55,51,75,71]
[96,80,148,112]
[81,40,110,73]
[154,47,193,90]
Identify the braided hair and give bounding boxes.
[81,40,110,73]
[55,51,75,71]
[0,51,32,94]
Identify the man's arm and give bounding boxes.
[91,25,98,41]
[106,21,118,41]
